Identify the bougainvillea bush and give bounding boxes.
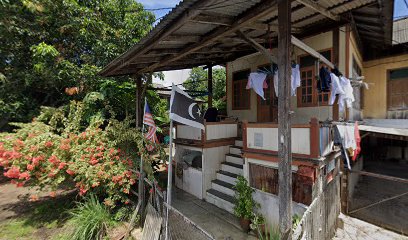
[0,101,163,207]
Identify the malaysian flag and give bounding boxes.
[143,99,158,151]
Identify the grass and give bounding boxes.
[0,191,76,240]
[69,194,114,240]
[0,219,36,240]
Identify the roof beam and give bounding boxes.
[164,35,201,42]
[190,14,233,26]
[291,35,334,68]
[100,0,220,76]
[137,0,279,73]
[296,0,340,21]
[236,30,277,63]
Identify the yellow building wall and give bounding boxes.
[363,54,408,119]
[226,31,337,124]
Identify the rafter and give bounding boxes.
[101,0,220,75]
[296,0,340,21]
[137,0,279,73]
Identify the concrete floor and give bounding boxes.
[172,188,257,240]
[349,161,408,234]
[333,214,408,240]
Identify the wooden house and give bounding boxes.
[101,0,405,236]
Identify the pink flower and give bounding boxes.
[66,169,75,176]
[27,164,34,171]
[49,191,56,198]
[4,167,21,178]
[29,195,39,202]
[59,144,70,151]
[45,141,53,147]
[58,162,67,170]
[18,171,30,180]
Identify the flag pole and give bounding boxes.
[165,119,173,240]
[139,98,147,221]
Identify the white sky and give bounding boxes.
[153,69,191,87]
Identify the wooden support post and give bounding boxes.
[332,28,340,121]
[136,76,143,128]
[208,65,213,108]
[277,1,292,239]
[310,118,320,159]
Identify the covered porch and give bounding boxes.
[100,0,394,237]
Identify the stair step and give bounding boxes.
[206,189,235,214]
[216,170,238,185]
[221,163,243,175]
[222,161,243,169]
[212,179,235,189]
[235,140,243,147]
[226,154,244,165]
[217,170,238,178]
[229,146,242,155]
[211,179,235,196]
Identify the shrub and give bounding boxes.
[0,101,163,207]
[70,194,113,240]
[233,176,259,220]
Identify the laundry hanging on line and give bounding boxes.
[339,76,355,113]
[273,64,301,97]
[246,72,268,100]
[334,123,360,169]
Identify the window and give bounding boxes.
[297,50,332,107]
[232,70,250,109]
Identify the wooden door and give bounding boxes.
[257,76,278,122]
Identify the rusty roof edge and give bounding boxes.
[99,0,199,77]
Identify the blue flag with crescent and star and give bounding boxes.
[169,85,205,130]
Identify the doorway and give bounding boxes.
[257,75,278,122]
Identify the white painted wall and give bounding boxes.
[206,123,238,140]
[253,189,307,228]
[246,127,310,155]
[174,145,204,199]
[202,146,231,198]
[176,125,201,140]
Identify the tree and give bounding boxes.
[0,0,155,128]
[183,67,226,111]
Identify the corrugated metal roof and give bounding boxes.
[393,17,408,45]
[101,0,394,77]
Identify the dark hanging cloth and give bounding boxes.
[318,66,331,92]
[332,67,342,77]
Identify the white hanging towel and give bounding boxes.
[291,64,301,96]
[329,73,346,105]
[247,72,267,100]
[338,76,355,113]
[273,64,301,97]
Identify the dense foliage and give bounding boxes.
[183,67,227,111]
[70,194,114,240]
[0,0,156,128]
[0,101,164,206]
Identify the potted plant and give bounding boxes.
[250,213,266,237]
[233,176,259,232]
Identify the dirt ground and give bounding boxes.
[0,175,75,240]
[349,161,408,235]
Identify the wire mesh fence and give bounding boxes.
[162,202,215,240]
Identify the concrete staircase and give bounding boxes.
[206,140,243,214]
